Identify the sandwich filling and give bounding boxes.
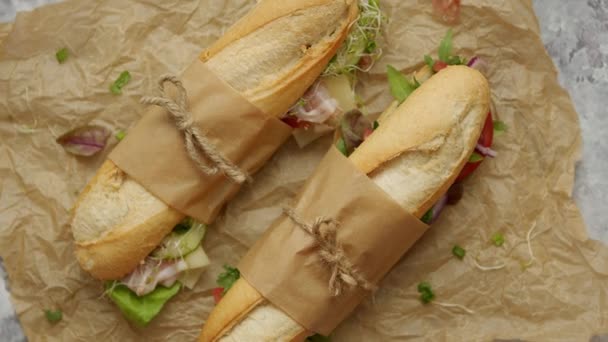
[335,30,501,223]
[105,219,210,326]
[282,0,383,147]
[104,0,386,327]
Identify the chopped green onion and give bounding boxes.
[373,120,379,130]
[56,48,69,64]
[387,64,418,104]
[417,281,432,293]
[469,152,484,163]
[493,120,508,134]
[110,71,132,95]
[115,130,126,141]
[491,232,505,247]
[420,290,435,303]
[417,282,435,304]
[336,138,348,156]
[452,245,466,259]
[45,309,63,323]
[421,208,433,224]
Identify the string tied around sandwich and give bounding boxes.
[283,207,376,296]
[141,75,251,184]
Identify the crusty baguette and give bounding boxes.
[71,0,359,280]
[199,65,491,342]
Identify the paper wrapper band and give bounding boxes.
[239,148,429,334]
[109,60,292,224]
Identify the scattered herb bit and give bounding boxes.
[433,301,475,314]
[45,309,63,323]
[493,120,508,134]
[373,120,379,130]
[491,232,505,247]
[110,71,132,95]
[421,208,433,224]
[115,130,126,141]
[306,334,332,342]
[55,48,69,64]
[336,138,348,156]
[468,152,484,163]
[417,281,435,304]
[473,258,506,271]
[56,125,111,157]
[387,64,418,104]
[217,265,240,295]
[452,245,466,259]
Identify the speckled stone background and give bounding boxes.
[0,0,606,341]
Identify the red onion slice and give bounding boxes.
[476,143,498,158]
[467,56,488,74]
[467,56,478,67]
[431,193,448,223]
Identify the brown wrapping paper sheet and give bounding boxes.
[109,60,291,223]
[0,23,12,46]
[0,0,606,341]
[240,147,429,334]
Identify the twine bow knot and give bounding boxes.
[283,207,376,296]
[141,75,250,183]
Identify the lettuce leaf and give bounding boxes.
[387,65,418,104]
[437,30,466,66]
[438,30,454,63]
[217,265,240,295]
[106,282,181,326]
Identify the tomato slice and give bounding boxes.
[455,111,493,182]
[212,287,224,304]
[433,61,448,72]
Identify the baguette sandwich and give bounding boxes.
[70,0,374,326]
[199,61,492,341]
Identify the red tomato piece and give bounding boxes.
[212,287,224,304]
[433,61,448,72]
[455,111,493,182]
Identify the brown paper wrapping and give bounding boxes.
[1,0,607,341]
[240,147,429,334]
[109,60,292,223]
